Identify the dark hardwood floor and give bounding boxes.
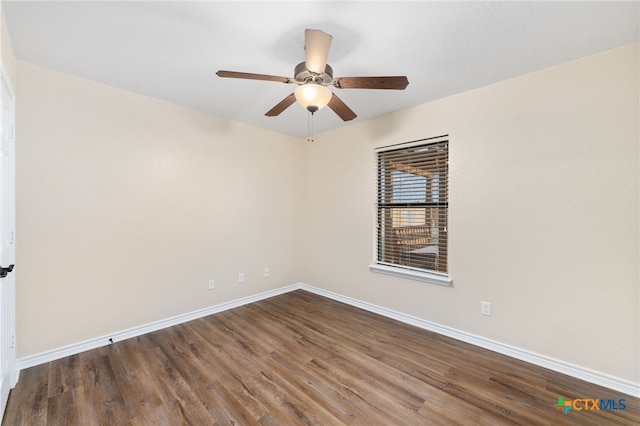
[3,290,638,425]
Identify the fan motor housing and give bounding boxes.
[294,62,333,85]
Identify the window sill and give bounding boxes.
[369,264,452,286]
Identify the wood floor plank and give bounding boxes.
[3,290,639,425]
[2,364,49,426]
[180,319,285,425]
[80,353,131,425]
[46,386,85,426]
[106,337,165,422]
[46,354,82,399]
[183,318,305,424]
[149,325,255,425]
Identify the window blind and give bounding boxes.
[375,137,449,274]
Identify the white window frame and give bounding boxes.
[369,136,452,286]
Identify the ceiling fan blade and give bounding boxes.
[265,93,297,117]
[328,93,357,121]
[216,70,292,84]
[334,76,409,90]
[305,29,333,74]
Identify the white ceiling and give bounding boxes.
[3,1,639,139]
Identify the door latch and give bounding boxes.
[0,264,14,278]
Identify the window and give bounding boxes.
[371,136,450,285]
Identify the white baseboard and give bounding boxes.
[16,284,301,371]
[297,284,640,398]
[17,282,639,398]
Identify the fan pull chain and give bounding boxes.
[307,111,315,142]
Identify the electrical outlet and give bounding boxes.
[238,272,245,283]
[208,279,215,290]
[481,301,491,316]
[264,267,270,278]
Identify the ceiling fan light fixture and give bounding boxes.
[294,83,332,112]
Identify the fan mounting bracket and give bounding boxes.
[294,62,333,85]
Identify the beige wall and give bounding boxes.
[1,5,17,83]
[15,62,302,357]
[300,43,639,383]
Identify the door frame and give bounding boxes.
[0,62,17,418]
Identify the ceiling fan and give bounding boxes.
[216,29,409,121]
